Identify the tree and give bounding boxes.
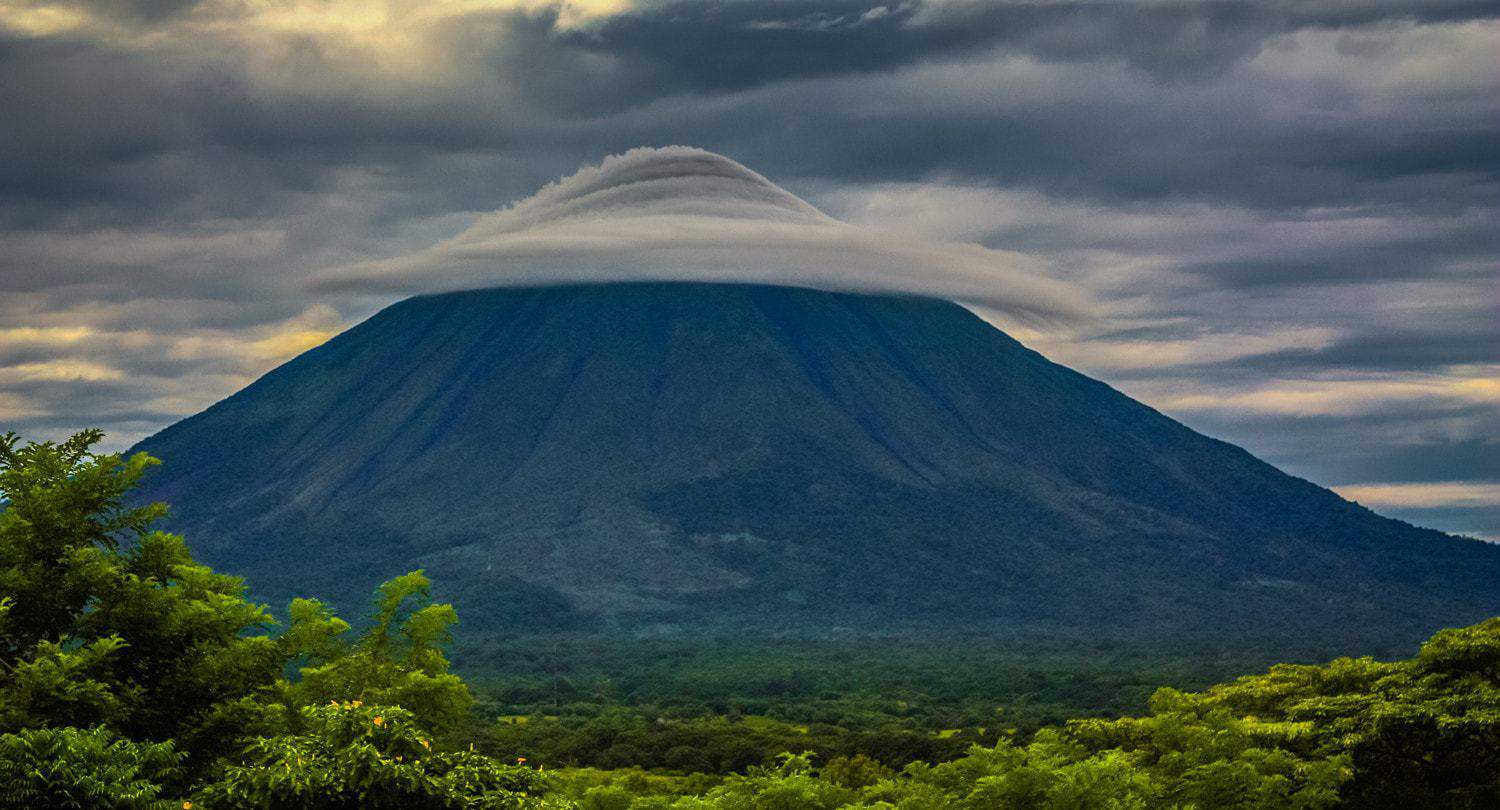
[197,702,552,809]
[821,754,893,789]
[0,430,560,806]
[1187,617,1500,808]
[0,726,182,810]
[0,431,282,763]
[280,570,474,735]
[0,430,165,658]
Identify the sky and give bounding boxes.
[0,0,1496,539]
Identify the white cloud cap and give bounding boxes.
[311,146,1085,323]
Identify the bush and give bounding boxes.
[197,702,553,809]
[0,726,182,810]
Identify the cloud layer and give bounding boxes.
[0,0,1495,537]
[313,146,1082,323]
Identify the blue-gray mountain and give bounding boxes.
[133,283,1496,649]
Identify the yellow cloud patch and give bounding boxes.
[0,0,638,80]
[0,0,90,37]
[1334,482,1500,509]
[0,360,124,382]
[1021,327,1341,374]
[166,306,342,368]
[1157,366,1500,417]
[0,326,97,345]
[249,328,335,361]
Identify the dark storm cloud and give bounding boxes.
[0,0,1495,532]
[0,35,187,211]
[5,0,1497,221]
[1326,439,1500,486]
[555,0,1498,99]
[1144,395,1500,486]
[1219,325,1500,375]
[1072,310,1498,379]
[67,0,204,22]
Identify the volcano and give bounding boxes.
[133,282,1498,647]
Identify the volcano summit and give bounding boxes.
[131,149,1495,652]
[133,281,1497,647]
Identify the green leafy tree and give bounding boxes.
[0,430,164,657]
[0,431,558,805]
[821,754,893,789]
[0,637,128,731]
[0,431,283,763]
[280,570,473,734]
[1174,617,1500,808]
[0,726,182,810]
[686,751,858,809]
[198,702,553,809]
[1065,704,1348,809]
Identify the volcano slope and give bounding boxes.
[132,282,1497,650]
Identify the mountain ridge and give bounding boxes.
[132,282,1497,649]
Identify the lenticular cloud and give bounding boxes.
[313,146,1083,321]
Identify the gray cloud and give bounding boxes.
[0,0,1495,535]
[5,2,1496,220]
[313,146,1084,323]
[551,0,1499,101]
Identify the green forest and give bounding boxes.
[1,431,1496,809]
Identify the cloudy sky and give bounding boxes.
[1,0,1496,539]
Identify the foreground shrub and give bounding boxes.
[279,571,473,735]
[0,430,283,764]
[197,702,555,809]
[0,726,182,810]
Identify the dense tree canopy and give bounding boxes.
[279,572,473,735]
[0,430,1496,808]
[0,431,525,806]
[0,430,282,760]
[198,703,550,809]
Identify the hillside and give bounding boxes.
[133,282,1498,648]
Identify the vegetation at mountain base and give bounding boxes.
[455,631,1336,756]
[1,430,1497,808]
